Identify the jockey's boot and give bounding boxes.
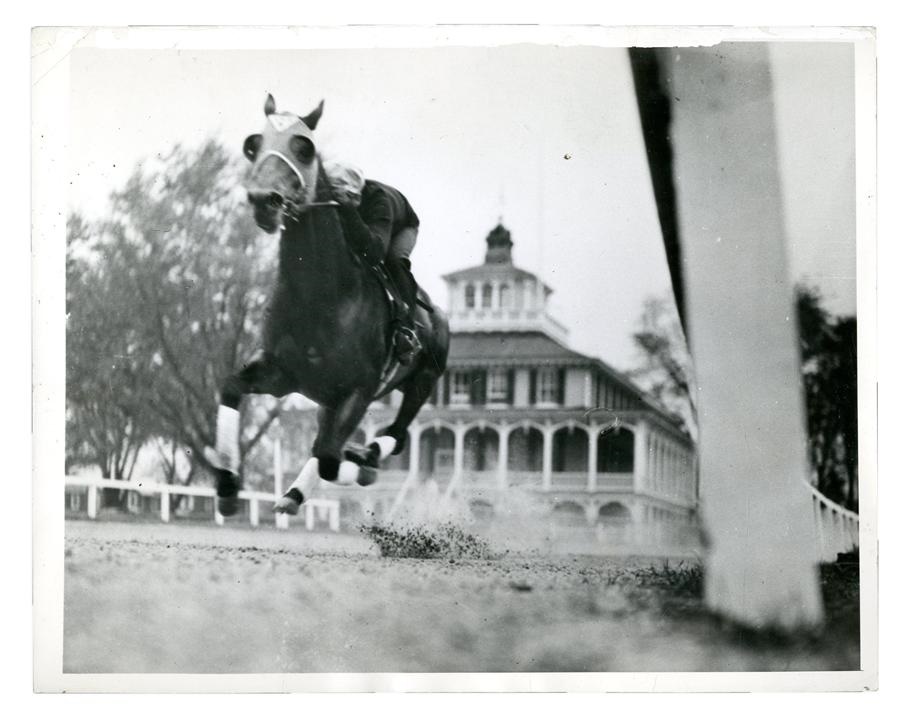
[388,257,423,365]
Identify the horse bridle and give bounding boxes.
[254,148,339,224]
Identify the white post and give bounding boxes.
[305,504,315,531]
[249,497,259,527]
[634,420,648,493]
[663,44,823,626]
[497,424,509,489]
[542,424,553,491]
[452,423,466,484]
[587,425,598,492]
[273,434,289,529]
[329,503,339,532]
[407,424,421,484]
[214,509,225,526]
[160,488,170,523]
[87,485,98,520]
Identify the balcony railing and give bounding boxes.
[550,472,589,491]
[507,471,543,488]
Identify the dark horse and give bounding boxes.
[207,95,449,516]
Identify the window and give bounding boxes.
[450,370,471,406]
[487,369,509,405]
[464,284,476,308]
[482,283,493,308]
[536,368,560,406]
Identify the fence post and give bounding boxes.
[306,503,315,531]
[160,488,170,523]
[249,497,259,527]
[643,44,824,627]
[329,502,339,532]
[214,508,225,526]
[87,485,98,519]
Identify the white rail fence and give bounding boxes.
[806,481,860,562]
[63,476,339,532]
[64,475,860,562]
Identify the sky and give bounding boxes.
[68,42,856,372]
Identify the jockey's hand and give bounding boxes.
[333,189,362,208]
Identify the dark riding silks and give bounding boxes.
[338,180,419,263]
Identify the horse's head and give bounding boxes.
[243,94,325,233]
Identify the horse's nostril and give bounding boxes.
[247,190,284,209]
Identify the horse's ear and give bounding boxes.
[301,99,324,130]
[264,93,276,116]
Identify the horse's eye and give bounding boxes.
[243,134,262,161]
[290,135,315,163]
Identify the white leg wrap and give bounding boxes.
[336,461,360,486]
[373,435,396,460]
[215,405,240,472]
[290,457,320,497]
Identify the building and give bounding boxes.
[276,223,698,547]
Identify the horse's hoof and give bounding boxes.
[344,442,381,469]
[215,467,241,498]
[357,466,378,487]
[273,496,300,515]
[217,496,240,517]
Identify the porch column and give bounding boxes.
[587,425,599,492]
[542,424,553,491]
[407,422,421,483]
[497,422,510,489]
[453,422,466,483]
[634,420,648,493]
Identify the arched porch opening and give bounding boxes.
[463,427,499,471]
[551,500,587,527]
[552,426,589,472]
[507,426,543,487]
[597,428,635,473]
[418,426,455,484]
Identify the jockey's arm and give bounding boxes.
[338,197,393,265]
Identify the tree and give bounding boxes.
[66,213,152,485]
[66,140,283,489]
[629,296,697,438]
[796,285,858,511]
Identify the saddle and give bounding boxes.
[370,262,433,318]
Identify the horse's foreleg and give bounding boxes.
[210,353,292,517]
[274,390,370,514]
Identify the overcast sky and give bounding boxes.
[68,42,856,371]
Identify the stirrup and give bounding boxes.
[394,325,421,363]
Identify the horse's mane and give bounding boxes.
[315,156,338,202]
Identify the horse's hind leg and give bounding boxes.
[375,368,441,461]
[209,352,292,516]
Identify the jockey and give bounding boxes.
[324,159,423,364]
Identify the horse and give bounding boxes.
[206,94,450,516]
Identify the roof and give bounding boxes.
[447,331,685,429]
[442,263,547,287]
[447,331,592,367]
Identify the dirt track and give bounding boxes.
[64,520,859,673]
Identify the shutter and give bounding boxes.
[474,368,487,406]
[557,368,566,406]
[506,368,515,405]
[529,369,537,405]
